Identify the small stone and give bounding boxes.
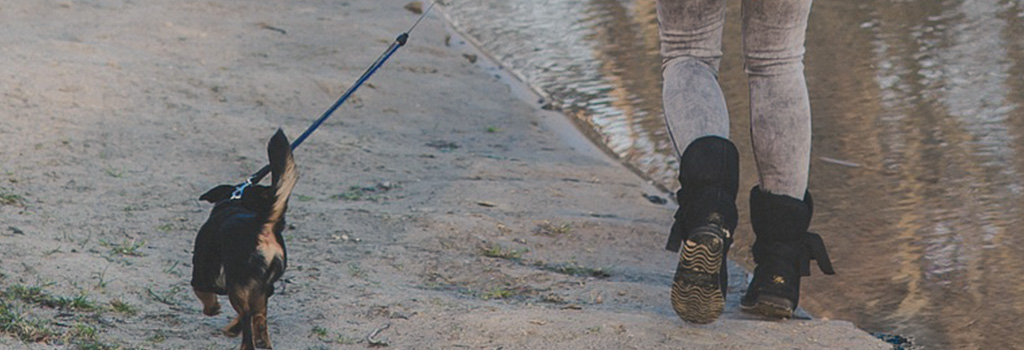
[404,1,423,14]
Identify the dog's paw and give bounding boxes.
[202,304,221,316]
[223,328,241,338]
[223,318,242,338]
[253,315,272,349]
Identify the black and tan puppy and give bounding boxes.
[191,129,297,350]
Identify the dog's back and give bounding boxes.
[194,195,286,295]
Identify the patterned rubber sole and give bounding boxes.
[671,226,726,324]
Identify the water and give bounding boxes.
[443,0,1024,349]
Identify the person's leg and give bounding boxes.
[739,0,835,318]
[658,0,738,324]
[659,0,729,154]
[743,0,812,199]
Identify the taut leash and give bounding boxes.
[231,1,438,199]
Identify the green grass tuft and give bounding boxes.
[2,284,97,311]
[0,301,55,343]
[535,221,573,235]
[481,244,527,261]
[311,326,328,339]
[101,239,146,257]
[480,287,515,300]
[0,191,24,206]
[109,299,137,316]
[542,262,611,278]
[56,295,97,311]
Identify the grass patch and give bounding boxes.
[73,338,121,350]
[535,221,573,235]
[478,284,534,301]
[64,323,124,350]
[540,293,566,304]
[295,194,315,202]
[163,261,184,278]
[155,224,174,232]
[0,191,24,206]
[103,167,124,178]
[330,183,398,202]
[1,284,95,311]
[311,326,328,339]
[481,244,527,261]
[311,326,359,345]
[65,324,98,344]
[480,287,515,300]
[331,190,365,201]
[0,301,55,343]
[92,266,111,290]
[122,205,144,212]
[146,330,167,344]
[101,239,145,257]
[146,286,183,307]
[1,288,118,348]
[4,284,56,307]
[333,334,360,345]
[347,263,368,279]
[541,262,611,278]
[109,299,137,316]
[56,295,97,311]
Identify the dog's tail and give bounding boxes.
[263,129,298,229]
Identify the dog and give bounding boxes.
[191,129,297,350]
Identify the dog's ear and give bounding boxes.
[199,185,236,203]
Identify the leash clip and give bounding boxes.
[231,178,253,200]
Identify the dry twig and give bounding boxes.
[366,323,391,347]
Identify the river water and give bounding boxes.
[443,0,1024,349]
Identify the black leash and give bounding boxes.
[231,1,438,199]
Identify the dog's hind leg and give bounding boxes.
[224,315,243,338]
[193,288,221,316]
[238,313,255,350]
[223,295,243,337]
[251,291,272,349]
[227,286,254,350]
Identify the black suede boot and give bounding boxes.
[667,136,739,324]
[740,186,835,318]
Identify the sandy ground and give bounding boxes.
[0,1,889,349]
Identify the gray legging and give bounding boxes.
[659,0,812,199]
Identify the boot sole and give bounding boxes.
[671,226,726,324]
[740,294,794,319]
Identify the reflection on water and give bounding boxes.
[443,0,676,186]
[444,0,1024,349]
